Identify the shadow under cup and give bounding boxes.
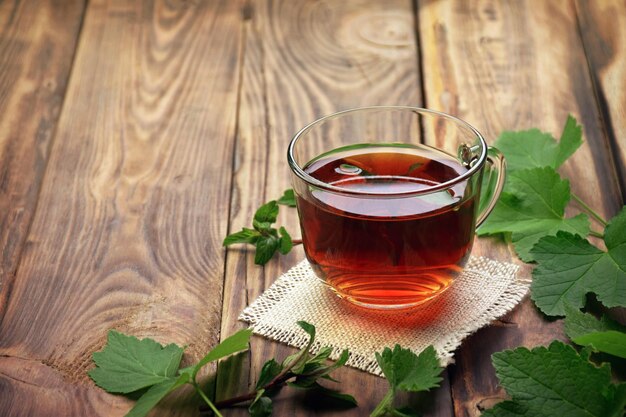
[287,107,505,310]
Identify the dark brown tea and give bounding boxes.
[296,143,476,308]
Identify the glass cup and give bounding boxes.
[287,107,506,310]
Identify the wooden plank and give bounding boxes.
[418,1,624,416]
[0,356,131,417]
[0,0,85,316]
[0,0,243,415]
[576,0,626,199]
[218,1,456,416]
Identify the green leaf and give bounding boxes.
[287,382,357,407]
[564,305,626,338]
[321,374,340,383]
[223,228,261,246]
[475,168,565,232]
[313,384,358,407]
[488,341,621,417]
[249,389,272,417]
[277,189,297,207]
[479,117,586,261]
[253,220,272,232]
[530,207,626,316]
[564,306,626,359]
[256,359,283,390]
[126,374,189,417]
[89,331,184,394]
[494,129,557,171]
[320,349,349,373]
[255,235,280,265]
[493,116,582,172]
[282,321,316,374]
[604,205,626,249]
[176,367,195,392]
[510,214,589,262]
[606,384,626,417]
[376,345,443,393]
[190,328,252,381]
[254,201,279,224]
[478,168,589,252]
[293,349,350,388]
[252,201,280,232]
[574,331,626,359]
[372,345,442,417]
[223,193,296,264]
[307,346,333,364]
[556,115,584,168]
[478,166,591,261]
[278,227,293,255]
[297,320,316,339]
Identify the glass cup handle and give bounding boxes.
[476,146,506,228]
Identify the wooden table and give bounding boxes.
[1,1,624,416]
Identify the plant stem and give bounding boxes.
[211,391,257,409]
[194,383,223,417]
[292,238,302,245]
[572,193,608,226]
[589,230,605,239]
[209,344,308,410]
[370,389,394,417]
[200,372,293,412]
[202,340,312,411]
[200,328,315,413]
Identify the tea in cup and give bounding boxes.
[288,107,505,309]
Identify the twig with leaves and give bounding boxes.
[90,322,358,417]
[223,189,298,265]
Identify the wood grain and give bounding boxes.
[576,0,626,200]
[217,1,455,416]
[1,1,624,417]
[0,356,130,417]
[418,0,624,416]
[0,0,243,415]
[0,0,85,317]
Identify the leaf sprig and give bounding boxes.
[478,115,626,316]
[206,321,356,416]
[371,345,443,417]
[90,321,356,417]
[564,305,626,359]
[90,329,252,417]
[90,322,443,416]
[223,189,297,265]
[478,116,592,260]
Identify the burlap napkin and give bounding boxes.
[239,256,528,375]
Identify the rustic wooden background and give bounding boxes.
[0,0,624,416]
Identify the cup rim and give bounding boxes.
[287,106,488,197]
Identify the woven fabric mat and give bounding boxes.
[239,256,528,375]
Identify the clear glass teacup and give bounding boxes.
[287,107,505,310]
